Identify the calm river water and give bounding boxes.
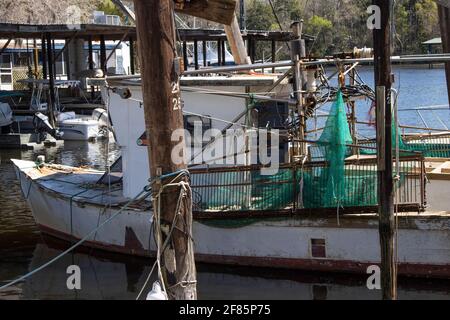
[1,66,450,300]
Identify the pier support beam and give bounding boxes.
[100,35,107,74]
[88,36,95,100]
[45,33,56,127]
[133,0,197,300]
[67,38,85,88]
[41,35,47,80]
[373,0,397,300]
[438,5,450,105]
[129,37,135,75]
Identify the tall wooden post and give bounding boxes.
[45,33,56,127]
[41,35,47,80]
[194,40,199,70]
[133,0,197,300]
[438,5,450,105]
[100,35,107,74]
[129,37,135,75]
[88,36,95,100]
[33,39,39,79]
[290,22,306,156]
[239,0,246,30]
[373,0,397,300]
[202,41,207,67]
[349,67,358,155]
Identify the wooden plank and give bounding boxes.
[175,0,237,25]
[224,14,251,64]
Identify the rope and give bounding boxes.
[0,187,151,291]
[135,170,195,300]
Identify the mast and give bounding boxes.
[133,0,197,300]
[373,0,397,300]
[290,21,306,157]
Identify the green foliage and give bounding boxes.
[246,0,276,30]
[245,0,441,56]
[97,0,123,17]
[305,15,333,56]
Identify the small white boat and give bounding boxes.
[56,108,110,141]
[57,118,100,141]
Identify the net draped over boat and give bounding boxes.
[302,90,377,208]
[192,90,378,214]
[361,117,450,158]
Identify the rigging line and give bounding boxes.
[267,0,291,51]
[136,260,159,300]
[0,188,151,291]
[146,172,192,298]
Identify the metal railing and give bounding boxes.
[359,132,450,158]
[190,155,426,216]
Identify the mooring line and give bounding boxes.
[0,188,151,291]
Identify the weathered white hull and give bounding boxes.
[12,159,450,278]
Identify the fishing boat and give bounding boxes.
[11,60,450,278]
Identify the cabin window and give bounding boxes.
[311,238,326,258]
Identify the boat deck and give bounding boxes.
[12,159,450,221]
[12,159,145,208]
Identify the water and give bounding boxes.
[309,65,450,139]
[1,67,450,300]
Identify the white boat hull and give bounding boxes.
[12,159,450,278]
[58,118,100,141]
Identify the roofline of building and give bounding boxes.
[0,23,314,42]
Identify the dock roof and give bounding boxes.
[0,23,314,42]
[422,38,442,46]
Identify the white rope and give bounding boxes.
[135,171,195,300]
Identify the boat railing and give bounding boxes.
[190,155,426,218]
[358,132,450,158]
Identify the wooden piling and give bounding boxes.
[33,39,39,79]
[373,0,397,300]
[129,37,135,75]
[45,33,56,127]
[88,36,95,100]
[438,5,450,106]
[41,35,47,80]
[133,0,197,300]
[100,35,107,74]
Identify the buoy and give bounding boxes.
[146,281,168,300]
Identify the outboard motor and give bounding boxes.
[32,112,62,143]
[0,102,13,134]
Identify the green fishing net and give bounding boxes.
[303,90,358,208]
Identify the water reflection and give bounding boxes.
[3,237,450,300]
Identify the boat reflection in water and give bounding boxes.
[17,236,450,300]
